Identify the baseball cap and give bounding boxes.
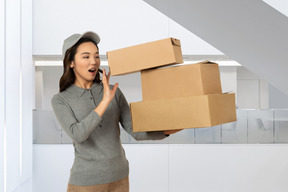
[62,31,101,57]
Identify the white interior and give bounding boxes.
[1,0,288,192]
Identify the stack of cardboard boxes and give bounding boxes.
[107,38,236,132]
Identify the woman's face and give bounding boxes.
[70,41,100,85]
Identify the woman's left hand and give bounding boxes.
[94,68,118,117]
[102,68,118,103]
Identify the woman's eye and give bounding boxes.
[83,56,89,59]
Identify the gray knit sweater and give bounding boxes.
[51,82,167,186]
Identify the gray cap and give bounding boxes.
[62,31,100,57]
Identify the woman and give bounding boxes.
[51,31,180,192]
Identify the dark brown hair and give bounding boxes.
[59,38,101,92]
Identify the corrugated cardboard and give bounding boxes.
[107,38,183,76]
[141,61,222,100]
[130,93,236,132]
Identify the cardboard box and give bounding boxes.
[107,38,183,76]
[141,61,222,100]
[130,93,236,132]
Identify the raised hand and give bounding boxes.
[94,68,118,117]
[102,68,119,103]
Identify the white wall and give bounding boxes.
[30,2,288,192]
[269,85,288,109]
[237,67,269,109]
[1,0,33,191]
[219,66,237,94]
[33,0,168,55]
[33,0,222,55]
[0,0,5,191]
[12,179,32,192]
[20,0,33,186]
[33,144,288,192]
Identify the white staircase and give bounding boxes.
[143,0,288,95]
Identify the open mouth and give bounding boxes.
[88,68,96,73]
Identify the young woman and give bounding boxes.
[51,31,180,192]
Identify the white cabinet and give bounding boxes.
[168,144,288,192]
[125,145,169,192]
[33,144,288,192]
[32,144,169,192]
[33,145,74,192]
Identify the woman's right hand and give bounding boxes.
[94,68,118,117]
[164,129,183,135]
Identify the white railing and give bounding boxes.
[33,109,288,144]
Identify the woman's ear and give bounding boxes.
[70,61,74,68]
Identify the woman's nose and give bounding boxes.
[90,57,99,64]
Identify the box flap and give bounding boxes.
[198,60,218,65]
[223,91,234,94]
[171,38,181,47]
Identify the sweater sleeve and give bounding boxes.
[116,88,167,141]
[51,94,102,144]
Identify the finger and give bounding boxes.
[164,131,172,135]
[165,131,175,135]
[172,129,182,134]
[107,71,111,79]
[102,68,107,83]
[112,83,119,93]
[105,71,111,84]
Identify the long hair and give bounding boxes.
[59,38,101,92]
